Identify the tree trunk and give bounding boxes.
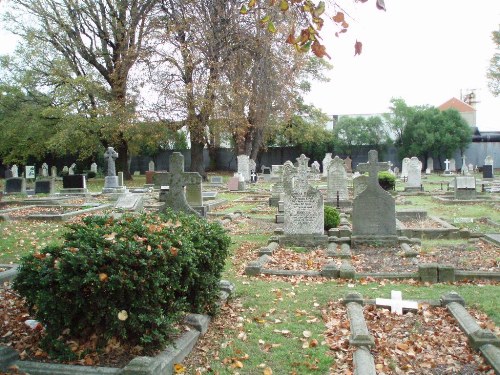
[115,135,132,180]
[190,141,206,180]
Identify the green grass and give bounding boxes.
[0,220,66,263]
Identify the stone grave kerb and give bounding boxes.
[356,150,388,190]
[154,152,201,216]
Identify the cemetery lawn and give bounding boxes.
[0,177,499,374]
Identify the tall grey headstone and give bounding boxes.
[352,150,397,245]
[449,158,456,172]
[282,155,325,244]
[153,152,203,216]
[249,159,256,174]
[62,166,69,175]
[148,160,155,172]
[327,156,348,201]
[427,156,434,172]
[401,158,410,178]
[237,155,251,182]
[103,146,119,190]
[90,162,98,173]
[68,163,76,175]
[322,153,332,177]
[406,157,422,189]
[51,166,57,177]
[11,165,18,178]
[41,163,49,177]
[344,156,353,173]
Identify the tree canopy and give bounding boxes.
[487,26,500,97]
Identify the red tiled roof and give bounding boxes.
[438,97,475,112]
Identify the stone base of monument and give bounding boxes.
[351,235,399,247]
[278,234,328,247]
[275,214,284,223]
[191,205,208,217]
[59,188,89,196]
[404,186,423,192]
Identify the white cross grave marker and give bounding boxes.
[375,290,418,315]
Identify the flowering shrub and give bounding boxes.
[13,210,230,354]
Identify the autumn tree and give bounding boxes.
[3,0,161,179]
[487,26,500,96]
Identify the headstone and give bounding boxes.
[35,179,55,195]
[237,155,251,182]
[62,165,69,175]
[311,161,321,175]
[427,156,434,172]
[401,158,410,178]
[117,171,124,187]
[90,162,98,173]
[483,155,494,179]
[25,166,35,179]
[145,171,155,185]
[327,156,348,201]
[115,193,144,212]
[41,163,49,177]
[68,163,76,175]
[375,291,418,315]
[11,165,18,178]
[461,155,469,175]
[210,176,223,184]
[261,166,271,182]
[468,163,474,173]
[153,152,203,215]
[103,146,119,191]
[62,175,87,189]
[393,167,399,176]
[269,169,284,207]
[4,178,26,194]
[238,172,246,191]
[271,165,283,181]
[449,158,456,172]
[148,160,155,172]
[406,157,422,189]
[444,159,450,173]
[344,156,352,173]
[352,150,397,245]
[352,174,368,198]
[227,173,240,191]
[454,176,476,200]
[282,155,325,244]
[249,159,256,176]
[250,170,257,183]
[51,166,57,177]
[322,153,332,177]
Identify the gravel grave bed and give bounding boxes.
[399,218,446,229]
[324,300,497,374]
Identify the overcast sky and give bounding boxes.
[305,0,500,131]
[1,1,499,131]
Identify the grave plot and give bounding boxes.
[0,203,111,222]
[325,294,499,374]
[233,194,270,203]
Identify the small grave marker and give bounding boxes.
[375,290,418,315]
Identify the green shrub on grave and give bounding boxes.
[324,206,340,230]
[13,210,230,355]
[378,170,396,191]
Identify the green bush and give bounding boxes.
[86,171,96,179]
[13,210,230,355]
[324,206,340,230]
[378,171,396,191]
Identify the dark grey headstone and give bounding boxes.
[35,179,55,194]
[5,178,26,194]
[483,165,493,179]
[352,150,397,245]
[63,175,86,189]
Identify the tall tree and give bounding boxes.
[4,0,160,179]
[487,26,500,97]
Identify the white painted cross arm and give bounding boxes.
[375,290,419,315]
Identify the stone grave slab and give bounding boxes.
[114,194,144,212]
[210,176,223,184]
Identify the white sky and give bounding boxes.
[305,0,500,132]
[1,1,499,131]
